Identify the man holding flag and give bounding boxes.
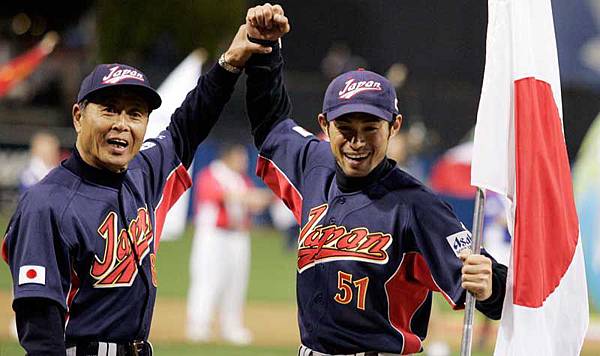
[471,0,589,354]
[242,4,508,355]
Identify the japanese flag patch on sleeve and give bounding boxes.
[18,265,46,285]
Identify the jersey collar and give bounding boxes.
[335,157,394,193]
[63,148,126,189]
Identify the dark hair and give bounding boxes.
[78,99,89,110]
[79,87,152,112]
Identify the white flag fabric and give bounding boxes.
[471,0,589,355]
[146,49,206,241]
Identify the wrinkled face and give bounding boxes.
[319,112,401,177]
[72,91,150,173]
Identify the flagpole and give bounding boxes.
[459,187,486,356]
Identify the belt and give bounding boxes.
[66,340,153,356]
[298,345,401,356]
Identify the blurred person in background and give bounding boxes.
[19,131,61,193]
[269,198,299,252]
[386,124,429,182]
[187,144,271,345]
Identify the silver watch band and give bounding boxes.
[218,54,242,74]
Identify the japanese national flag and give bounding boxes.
[471,0,589,355]
[18,265,46,285]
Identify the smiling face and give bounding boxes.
[72,89,150,173]
[319,112,401,177]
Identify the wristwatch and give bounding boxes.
[218,53,242,74]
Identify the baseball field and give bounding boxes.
[0,217,598,355]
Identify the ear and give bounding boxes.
[390,114,402,137]
[72,103,83,133]
[317,113,329,137]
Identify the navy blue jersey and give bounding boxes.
[244,46,504,355]
[257,119,471,354]
[2,64,240,343]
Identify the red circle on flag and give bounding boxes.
[26,269,37,279]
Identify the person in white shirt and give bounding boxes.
[186,144,271,345]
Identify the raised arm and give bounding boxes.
[166,24,273,167]
[244,4,292,148]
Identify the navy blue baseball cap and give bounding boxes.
[322,69,399,122]
[77,63,162,110]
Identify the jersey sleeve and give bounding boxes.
[256,119,330,224]
[245,41,292,148]
[245,40,323,223]
[3,194,72,311]
[410,192,472,309]
[165,63,240,168]
[137,130,192,244]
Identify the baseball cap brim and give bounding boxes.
[80,83,162,110]
[326,103,395,122]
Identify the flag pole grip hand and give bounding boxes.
[460,250,493,301]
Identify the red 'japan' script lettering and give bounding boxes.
[297,204,392,273]
[90,208,153,287]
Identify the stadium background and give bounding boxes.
[0,0,599,354]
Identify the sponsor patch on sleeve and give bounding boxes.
[445,230,473,257]
[18,265,46,285]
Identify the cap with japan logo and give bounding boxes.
[77,63,162,110]
[322,69,399,122]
